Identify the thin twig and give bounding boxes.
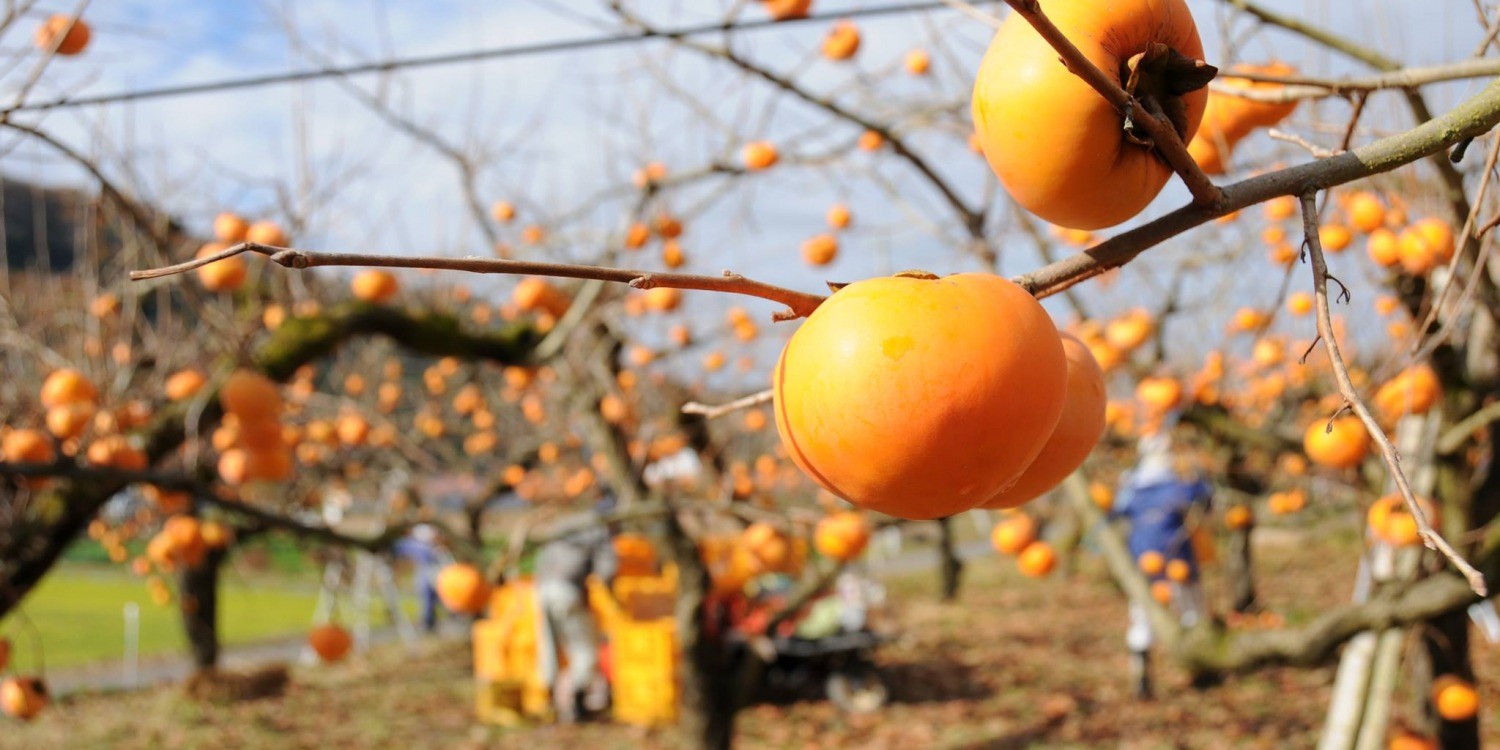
[1001,0,1223,209]
[129,242,827,320]
[1211,57,1500,103]
[682,388,774,418]
[1268,129,1342,158]
[1299,193,1486,596]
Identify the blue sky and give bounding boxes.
[3,0,1493,384]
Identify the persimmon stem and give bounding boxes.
[1299,192,1487,596]
[129,242,828,321]
[999,0,1223,209]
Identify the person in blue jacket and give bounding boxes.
[393,524,443,632]
[1112,429,1213,699]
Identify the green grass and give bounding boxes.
[2,559,417,671]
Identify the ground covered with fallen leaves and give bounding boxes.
[6,522,1499,749]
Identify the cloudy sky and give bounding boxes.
[2,0,1493,382]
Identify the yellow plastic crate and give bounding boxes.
[472,579,551,722]
[609,617,678,726]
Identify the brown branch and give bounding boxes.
[131,242,828,320]
[1001,0,1222,209]
[0,461,401,552]
[1300,192,1486,595]
[1212,58,1500,103]
[681,388,774,419]
[1015,78,1500,300]
[1179,573,1479,673]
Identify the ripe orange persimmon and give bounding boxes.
[1136,376,1182,415]
[814,512,872,562]
[35,14,89,55]
[164,369,207,401]
[763,0,812,21]
[1346,192,1386,233]
[1017,541,1057,578]
[1104,310,1153,352]
[904,49,930,76]
[41,368,98,408]
[662,240,686,268]
[0,676,48,720]
[1373,365,1441,423]
[1320,223,1353,253]
[513,278,570,317]
[1388,731,1437,750]
[643,286,682,313]
[742,141,779,171]
[990,514,1038,555]
[1304,416,1369,469]
[351,270,399,303]
[491,200,516,224]
[308,624,353,663]
[773,272,1067,519]
[436,563,491,614]
[1150,580,1174,604]
[1413,218,1455,262]
[1165,559,1191,583]
[1189,63,1300,174]
[1089,481,1114,511]
[624,222,650,250]
[972,0,1208,229]
[220,369,282,420]
[194,242,247,291]
[213,212,249,243]
[822,21,860,60]
[741,522,793,573]
[1367,494,1438,547]
[1367,228,1400,267]
[1138,550,1166,576]
[1224,505,1253,530]
[2,428,55,465]
[801,234,838,266]
[1433,676,1479,721]
[245,220,288,247]
[1287,291,1313,316]
[45,403,91,440]
[826,203,852,230]
[983,332,1106,508]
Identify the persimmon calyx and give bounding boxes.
[1121,42,1217,147]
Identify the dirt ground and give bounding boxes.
[4,524,1496,750]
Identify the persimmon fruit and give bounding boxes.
[973,0,1211,229]
[774,272,1066,520]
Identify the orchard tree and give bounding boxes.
[4,2,1500,749]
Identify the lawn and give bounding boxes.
[2,557,417,671]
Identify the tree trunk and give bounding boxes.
[664,505,736,750]
[179,546,228,671]
[1224,523,1257,613]
[1423,609,1478,750]
[937,516,963,602]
